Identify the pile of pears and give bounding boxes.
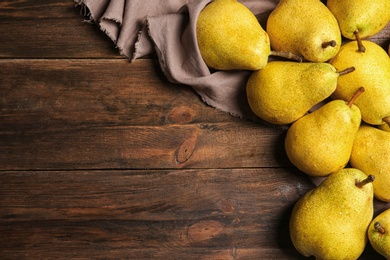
[196,0,390,258]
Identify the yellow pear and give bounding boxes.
[368,208,390,259]
[350,125,390,202]
[290,168,375,259]
[284,88,363,177]
[327,0,390,41]
[266,0,341,63]
[246,61,354,125]
[329,40,390,127]
[196,0,301,71]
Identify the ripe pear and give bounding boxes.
[285,88,363,177]
[246,61,355,125]
[350,125,390,202]
[290,168,375,259]
[327,0,390,41]
[368,208,390,259]
[196,0,301,71]
[266,0,341,63]
[329,40,390,127]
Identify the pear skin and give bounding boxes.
[290,168,374,259]
[196,0,271,70]
[368,208,390,259]
[266,0,341,62]
[284,89,363,177]
[350,125,390,202]
[327,0,390,40]
[246,61,354,125]
[329,40,390,126]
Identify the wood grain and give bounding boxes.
[0,59,239,128]
[0,59,289,170]
[0,0,119,58]
[0,168,313,259]
[1,0,390,259]
[0,121,290,170]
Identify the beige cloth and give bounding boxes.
[75,0,278,119]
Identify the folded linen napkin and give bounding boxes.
[75,0,278,120]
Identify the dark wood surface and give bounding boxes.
[1,1,389,259]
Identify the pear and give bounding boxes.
[284,88,363,177]
[368,208,390,259]
[327,0,390,42]
[246,61,355,125]
[266,0,341,63]
[196,0,302,71]
[350,125,390,202]
[290,168,375,259]
[329,40,390,127]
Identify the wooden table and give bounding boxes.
[1,1,389,259]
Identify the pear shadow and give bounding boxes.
[360,242,386,259]
[272,126,294,167]
[276,167,315,259]
[274,166,316,259]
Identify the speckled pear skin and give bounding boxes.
[196,0,271,70]
[266,0,341,63]
[327,0,390,39]
[368,208,390,259]
[329,40,390,126]
[290,168,374,259]
[350,125,390,202]
[285,99,361,177]
[246,61,338,125]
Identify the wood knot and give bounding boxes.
[166,106,196,124]
[220,199,235,214]
[185,220,223,243]
[176,131,199,164]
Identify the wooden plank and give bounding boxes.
[0,0,81,19]
[0,18,120,59]
[1,222,303,259]
[0,59,241,129]
[0,0,119,58]
[0,169,385,259]
[0,168,312,221]
[0,122,289,170]
[0,168,314,259]
[0,0,389,59]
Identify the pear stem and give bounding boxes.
[353,30,366,52]
[322,40,337,48]
[337,66,355,76]
[383,117,390,128]
[347,87,365,108]
[355,174,375,188]
[270,51,303,63]
[374,222,386,235]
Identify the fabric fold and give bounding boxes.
[98,0,125,43]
